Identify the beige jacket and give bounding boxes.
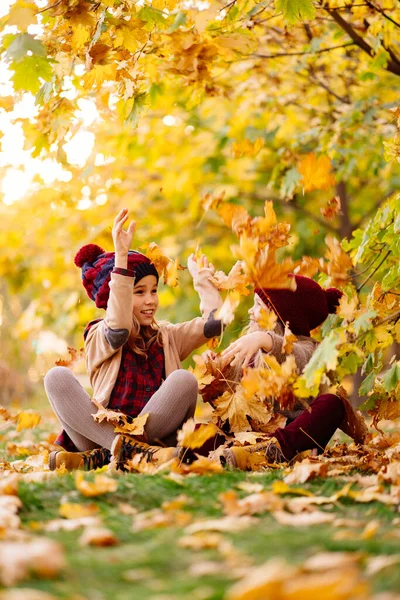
[85,270,223,407]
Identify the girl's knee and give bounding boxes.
[44,366,77,395]
[169,369,198,395]
[314,393,345,419]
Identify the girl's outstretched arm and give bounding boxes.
[187,253,223,318]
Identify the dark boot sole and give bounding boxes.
[48,451,59,471]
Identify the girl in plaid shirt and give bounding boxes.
[45,209,223,471]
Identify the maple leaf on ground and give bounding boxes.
[188,356,216,390]
[321,195,342,220]
[75,472,118,498]
[79,526,118,547]
[298,153,336,193]
[284,460,329,485]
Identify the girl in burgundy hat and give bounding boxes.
[44,209,223,471]
[197,275,348,470]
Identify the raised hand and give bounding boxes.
[187,253,215,281]
[220,331,273,369]
[112,209,136,261]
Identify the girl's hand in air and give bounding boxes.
[187,253,215,281]
[112,209,136,260]
[221,331,273,369]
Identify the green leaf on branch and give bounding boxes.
[5,33,46,61]
[275,0,316,24]
[302,330,343,389]
[353,309,377,336]
[382,362,400,393]
[125,92,148,128]
[11,55,53,94]
[359,370,376,396]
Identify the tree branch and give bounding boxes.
[365,0,400,29]
[308,68,351,104]
[325,7,400,76]
[357,249,391,292]
[37,0,62,13]
[253,42,355,60]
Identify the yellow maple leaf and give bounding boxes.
[216,289,241,325]
[232,138,264,158]
[164,257,184,287]
[200,190,225,212]
[281,323,298,354]
[142,242,170,275]
[16,410,41,431]
[257,308,278,331]
[71,25,90,52]
[337,294,359,322]
[217,203,251,235]
[298,153,336,193]
[177,419,218,449]
[214,387,272,432]
[209,261,251,296]
[91,398,148,436]
[75,472,118,498]
[7,1,37,32]
[188,357,215,390]
[322,236,353,286]
[83,64,117,90]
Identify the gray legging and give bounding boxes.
[44,367,198,451]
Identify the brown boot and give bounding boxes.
[111,435,177,471]
[49,447,111,471]
[221,438,286,471]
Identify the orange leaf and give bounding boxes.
[298,153,336,193]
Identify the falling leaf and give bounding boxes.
[298,153,336,193]
[215,290,242,325]
[16,411,41,432]
[209,261,251,296]
[232,138,264,158]
[177,419,218,449]
[91,398,148,436]
[321,195,342,220]
[281,323,297,354]
[55,346,84,367]
[75,472,118,497]
[214,387,272,432]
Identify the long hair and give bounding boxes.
[127,315,163,356]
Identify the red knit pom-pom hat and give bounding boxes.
[74,244,159,309]
[255,275,342,337]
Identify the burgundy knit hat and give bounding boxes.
[74,244,159,309]
[255,275,342,336]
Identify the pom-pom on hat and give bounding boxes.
[75,244,159,309]
[255,275,342,337]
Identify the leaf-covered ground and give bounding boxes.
[1,401,400,600]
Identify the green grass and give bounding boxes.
[4,470,398,599]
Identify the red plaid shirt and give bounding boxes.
[108,340,165,418]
